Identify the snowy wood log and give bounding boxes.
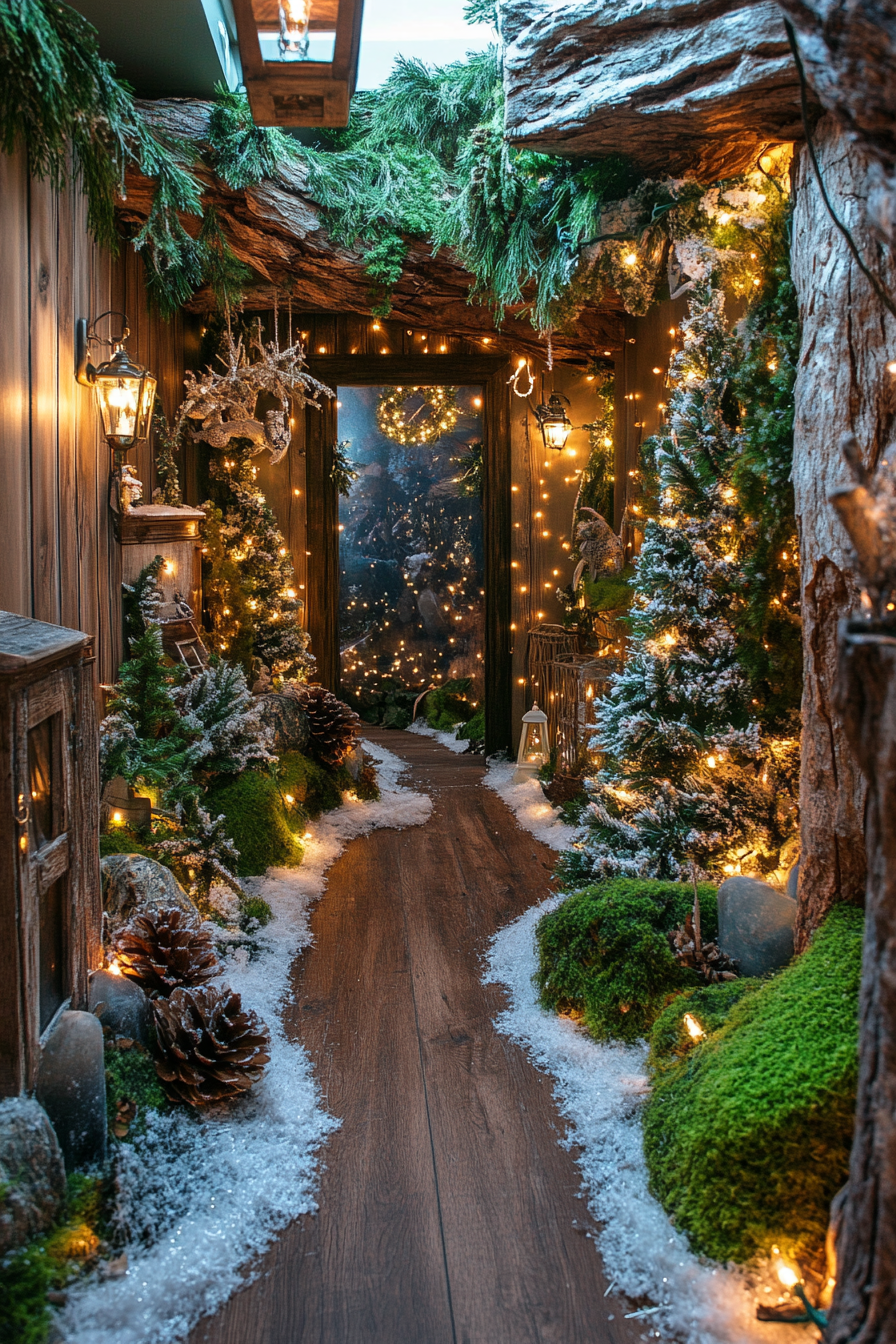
[778,0,896,241]
[498,0,807,176]
[828,624,896,1344]
[119,101,624,365]
[790,114,896,950]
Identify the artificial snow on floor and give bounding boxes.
[406,718,470,753]
[61,741,432,1344]
[482,758,579,852]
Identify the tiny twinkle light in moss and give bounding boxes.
[683,1012,704,1039]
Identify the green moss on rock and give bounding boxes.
[643,905,862,1264]
[534,878,718,1044]
[205,751,349,876]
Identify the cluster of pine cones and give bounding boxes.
[113,906,269,1107]
[289,682,360,768]
[668,910,739,984]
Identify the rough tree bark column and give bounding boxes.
[829,628,896,1344]
[790,113,896,951]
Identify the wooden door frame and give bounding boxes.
[305,356,513,756]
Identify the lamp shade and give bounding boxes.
[517,703,549,768]
[535,392,573,451]
[93,347,157,450]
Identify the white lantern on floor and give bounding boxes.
[516,703,549,778]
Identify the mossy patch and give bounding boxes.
[643,905,862,1264]
[534,878,719,1043]
[206,751,349,876]
[455,706,484,744]
[0,1173,111,1344]
[104,1038,168,1135]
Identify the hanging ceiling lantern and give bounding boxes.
[76,313,156,455]
[534,391,573,451]
[231,0,364,127]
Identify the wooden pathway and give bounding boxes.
[193,730,636,1344]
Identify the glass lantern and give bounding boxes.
[516,703,549,776]
[93,346,157,452]
[534,392,573,451]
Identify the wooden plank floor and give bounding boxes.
[193,730,638,1344]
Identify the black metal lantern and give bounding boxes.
[534,391,573,452]
[76,312,157,455]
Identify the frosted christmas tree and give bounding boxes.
[563,274,798,886]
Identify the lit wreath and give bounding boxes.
[376,385,459,446]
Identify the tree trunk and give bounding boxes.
[790,114,896,950]
[827,623,896,1344]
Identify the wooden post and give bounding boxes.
[828,621,896,1343]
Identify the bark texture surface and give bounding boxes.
[120,102,624,364]
[779,0,896,240]
[790,114,896,949]
[498,0,807,176]
[829,629,896,1344]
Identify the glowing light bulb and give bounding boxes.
[683,1013,704,1039]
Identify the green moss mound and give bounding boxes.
[205,751,349,876]
[105,1039,168,1134]
[643,905,863,1264]
[534,879,718,1043]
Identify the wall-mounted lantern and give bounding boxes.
[76,312,156,458]
[230,0,364,126]
[534,390,573,452]
[514,703,549,781]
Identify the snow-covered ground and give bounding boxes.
[483,769,808,1344]
[482,757,579,851]
[406,718,469,753]
[61,741,432,1344]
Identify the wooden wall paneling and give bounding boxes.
[75,213,107,686]
[29,174,62,626]
[484,365,513,755]
[0,151,32,619]
[97,244,121,685]
[56,172,82,633]
[304,395,339,689]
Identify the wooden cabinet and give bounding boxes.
[0,612,102,1096]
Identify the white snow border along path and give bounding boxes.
[61,741,432,1344]
[482,763,807,1344]
[406,718,470,753]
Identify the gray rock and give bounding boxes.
[256,691,310,754]
[89,969,153,1045]
[717,876,797,977]
[786,861,800,901]
[101,853,197,940]
[0,1097,66,1255]
[36,1011,107,1171]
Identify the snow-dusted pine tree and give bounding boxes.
[204,442,315,681]
[562,271,799,886]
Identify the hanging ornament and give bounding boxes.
[376,385,460,446]
[177,318,333,465]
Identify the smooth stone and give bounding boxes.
[256,691,311,754]
[717,876,797,977]
[0,1097,66,1255]
[88,969,153,1045]
[101,853,197,940]
[36,1011,107,1171]
[786,860,800,901]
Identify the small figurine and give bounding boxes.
[572,507,624,588]
[115,463,143,514]
[172,591,194,619]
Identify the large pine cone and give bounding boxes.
[291,683,360,768]
[153,985,271,1107]
[113,907,220,998]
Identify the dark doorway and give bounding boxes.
[305,356,512,754]
[336,384,485,715]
